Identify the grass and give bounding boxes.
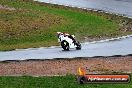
[0,0,132,50]
[0,75,131,88]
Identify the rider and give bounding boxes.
[57,32,76,44]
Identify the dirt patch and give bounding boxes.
[0,5,16,11]
[0,56,132,76]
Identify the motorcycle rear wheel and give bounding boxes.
[76,41,81,50]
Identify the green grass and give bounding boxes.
[0,0,132,50]
[0,75,132,88]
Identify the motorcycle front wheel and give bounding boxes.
[61,40,69,51]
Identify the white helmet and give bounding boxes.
[57,32,61,34]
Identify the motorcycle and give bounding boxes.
[57,32,81,51]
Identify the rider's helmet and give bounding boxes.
[57,32,62,38]
[57,32,61,35]
[64,32,69,37]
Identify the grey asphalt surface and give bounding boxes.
[36,0,132,17]
[0,35,132,61]
[0,0,132,61]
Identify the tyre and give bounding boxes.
[76,41,81,50]
[61,40,69,51]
